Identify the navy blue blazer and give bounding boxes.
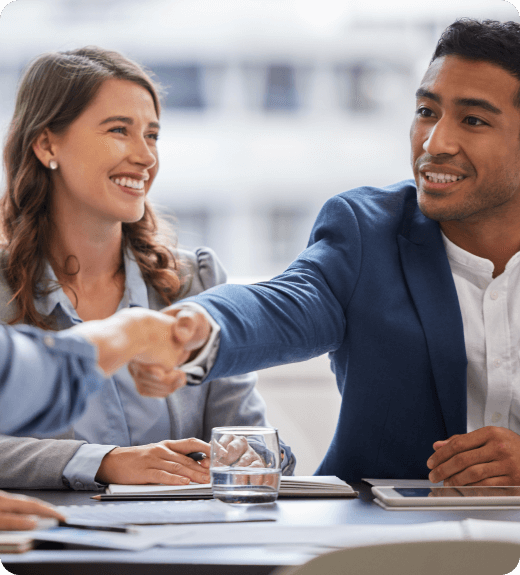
[188,180,468,482]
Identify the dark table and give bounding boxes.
[3,483,520,575]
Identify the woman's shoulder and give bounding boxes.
[176,246,227,298]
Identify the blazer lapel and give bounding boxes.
[398,197,467,438]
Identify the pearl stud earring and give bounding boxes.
[49,160,58,170]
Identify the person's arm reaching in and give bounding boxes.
[0,307,210,436]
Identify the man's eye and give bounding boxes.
[416,107,434,118]
[110,127,126,134]
[465,116,486,126]
[146,133,159,141]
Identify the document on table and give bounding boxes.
[99,476,357,500]
[58,499,274,526]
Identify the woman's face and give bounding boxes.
[48,78,159,225]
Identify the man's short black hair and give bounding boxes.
[432,19,520,105]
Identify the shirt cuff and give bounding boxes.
[62,443,118,491]
[172,302,221,384]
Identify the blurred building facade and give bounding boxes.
[1,0,517,278]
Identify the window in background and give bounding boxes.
[336,62,378,113]
[264,64,298,111]
[268,206,308,267]
[165,208,210,250]
[152,64,206,110]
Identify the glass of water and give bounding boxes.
[210,426,281,504]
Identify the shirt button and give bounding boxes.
[491,412,502,424]
[43,335,55,348]
[75,481,84,489]
[494,358,501,367]
[490,291,499,300]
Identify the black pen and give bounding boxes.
[59,521,134,533]
[187,451,207,461]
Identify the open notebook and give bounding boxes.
[97,476,357,500]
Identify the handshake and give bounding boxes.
[72,305,210,397]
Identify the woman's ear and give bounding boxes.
[32,128,57,169]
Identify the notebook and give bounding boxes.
[95,476,357,500]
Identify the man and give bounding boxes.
[132,19,520,487]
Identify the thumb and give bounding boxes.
[173,310,211,351]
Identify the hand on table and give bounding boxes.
[95,438,211,485]
[212,434,277,487]
[0,491,65,531]
[427,426,520,486]
[128,306,211,397]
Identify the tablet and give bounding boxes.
[372,486,520,507]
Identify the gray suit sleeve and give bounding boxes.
[0,435,86,489]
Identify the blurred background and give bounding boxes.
[0,0,518,474]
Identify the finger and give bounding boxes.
[429,444,495,483]
[0,495,65,522]
[225,437,249,463]
[131,366,187,397]
[153,460,210,484]
[427,431,487,470]
[0,513,38,531]
[218,434,235,449]
[246,460,265,485]
[442,461,509,486]
[172,311,210,351]
[161,438,211,458]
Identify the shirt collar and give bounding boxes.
[34,249,149,321]
[441,230,520,288]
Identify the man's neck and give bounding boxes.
[440,218,520,278]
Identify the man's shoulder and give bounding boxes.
[337,179,417,208]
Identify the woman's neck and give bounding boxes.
[50,218,123,282]
[48,216,126,321]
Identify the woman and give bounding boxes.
[0,47,294,491]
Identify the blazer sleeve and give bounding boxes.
[0,435,86,489]
[185,196,356,380]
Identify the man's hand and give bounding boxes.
[427,426,520,486]
[95,439,211,485]
[128,306,212,397]
[0,491,65,531]
[212,434,277,487]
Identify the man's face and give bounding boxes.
[410,55,520,223]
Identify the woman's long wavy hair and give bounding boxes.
[1,47,183,329]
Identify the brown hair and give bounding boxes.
[1,46,183,328]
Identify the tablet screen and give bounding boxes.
[395,487,520,498]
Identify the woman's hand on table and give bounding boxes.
[95,438,211,485]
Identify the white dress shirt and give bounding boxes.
[442,232,520,434]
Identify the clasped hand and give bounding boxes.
[427,426,520,486]
[128,306,211,397]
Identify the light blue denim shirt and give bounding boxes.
[35,250,171,489]
[0,325,104,436]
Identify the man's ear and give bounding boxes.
[32,128,58,168]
